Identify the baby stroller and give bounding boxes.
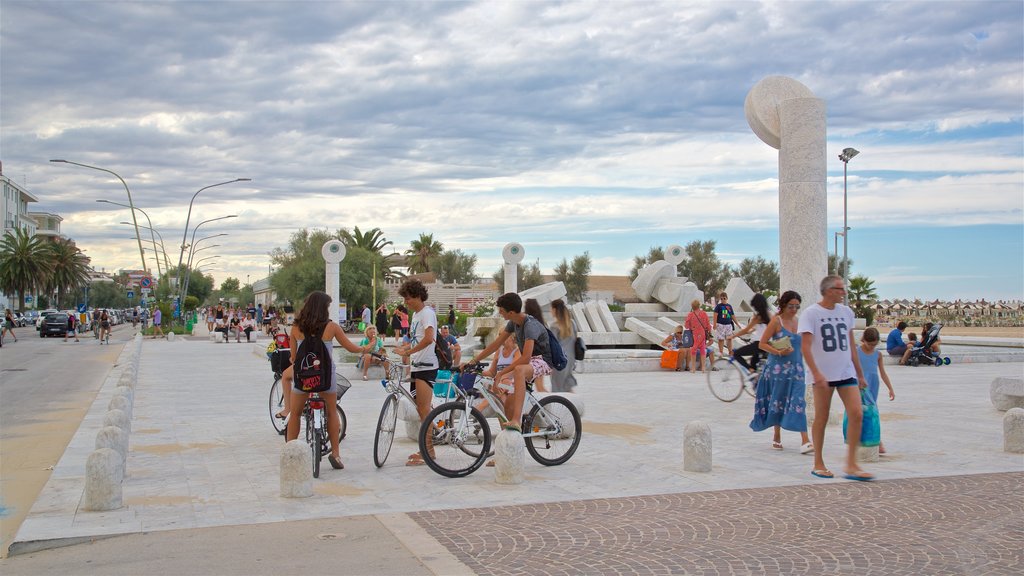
[905,323,951,366]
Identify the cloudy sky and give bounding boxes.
[2,0,1022,301]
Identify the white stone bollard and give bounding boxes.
[96,425,128,470]
[280,440,313,497]
[494,428,525,485]
[1003,408,1024,453]
[118,371,135,389]
[83,448,124,511]
[115,385,134,404]
[399,396,421,441]
[166,331,176,342]
[209,332,218,342]
[858,445,880,463]
[683,421,712,472]
[991,377,1024,412]
[103,408,130,434]
[108,395,132,421]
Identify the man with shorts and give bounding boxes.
[439,325,462,366]
[151,307,164,339]
[465,292,554,434]
[799,274,872,481]
[395,279,439,466]
[713,292,737,355]
[886,321,909,358]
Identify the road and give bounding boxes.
[0,323,133,557]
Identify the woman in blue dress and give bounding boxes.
[750,290,813,454]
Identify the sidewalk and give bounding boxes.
[8,338,1024,570]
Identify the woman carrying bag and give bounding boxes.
[548,299,578,393]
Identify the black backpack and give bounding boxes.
[293,334,332,393]
[435,333,453,370]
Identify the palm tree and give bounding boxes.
[341,226,392,254]
[0,228,53,312]
[848,274,878,323]
[47,239,91,308]
[405,233,444,274]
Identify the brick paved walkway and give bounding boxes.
[411,472,1023,575]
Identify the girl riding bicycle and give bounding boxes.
[282,291,370,470]
[728,293,772,374]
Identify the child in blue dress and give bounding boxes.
[857,327,896,453]
[750,290,812,454]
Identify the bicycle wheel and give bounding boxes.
[744,371,758,397]
[373,395,399,468]
[337,404,348,441]
[312,427,323,478]
[269,376,286,434]
[419,401,491,478]
[524,396,582,466]
[707,358,746,402]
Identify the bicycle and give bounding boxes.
[706,354,760,402]
[370,351,458,468]
[302,378,352,478]
[417,363,582,478]
[268,348,348,441]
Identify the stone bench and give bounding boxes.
[990,377,1024,411]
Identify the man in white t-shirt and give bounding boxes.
[394,279,438,466]
[799,274,872,481]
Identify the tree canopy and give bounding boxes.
[553,252,592,303]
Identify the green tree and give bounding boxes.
[0,228,53,312]
[187,271,214,304]
[46,239,91,309]
[405,233,444,274]
[88,280,130,309]
[220,277,241,293]
[628,246,665,280]
[269,228,385,311]
[848,275,878,325]
[492,259,544,292]
[736,256,779,294]
[429,249,478,284]
[341,226,392,255]
[553,252,592,303]
[340,246,387,316]
[679,240,731,297]
[828,254,853,279]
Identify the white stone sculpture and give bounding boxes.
[493,428,525,485]
[520,281,567,318]
[280,440,313,498]
[570,302,592,332]
[631,253,705,313]
[745,76,827,305]
[990,377,1024,411]
[83,448,123,511]
[725,278,757,312]
[683,421,712,472]
[1004,408,1024,453]
[502,242,525,294]
[322,239,346,325]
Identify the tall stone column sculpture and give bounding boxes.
[745,76,827,305]
[502,242,524,295]
[322,240,346,325]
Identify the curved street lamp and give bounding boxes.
[182,232,229,302]
[178,215,236,302]
[176,178,250,290]
[99,199,163,277]
[838,147,860,305]
[119,220,171,272]
[51,159,147,273]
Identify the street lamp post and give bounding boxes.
[181,232,229,303]
[177,215,236,303]
[98,199,163,277]
[838,147,860,306]
[176,179,250,294]
[51,160,148,273]
[117,219,172,273]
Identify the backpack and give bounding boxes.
[545,327,568,371]
[435,334,453,370]
[293,334,332,393]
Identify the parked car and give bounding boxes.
[21,310,40,328]
[41,312,70,337]
[11,312,27,327]
[36,309,58,331]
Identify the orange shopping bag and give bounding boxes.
[660,349,679,370]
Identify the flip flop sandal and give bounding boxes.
[328,454,344,470]
[844,471,875,482]
[771,441,783,450]
[405,453,426,466]
[811,469,834,479]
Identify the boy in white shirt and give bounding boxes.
[395,279,438,466]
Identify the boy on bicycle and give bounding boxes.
[394,279,439,466]
[464,292,553,432]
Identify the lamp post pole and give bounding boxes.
[99,199,164,277]
[838,147,859,306]
[51,160,148,273]
[181,230,230,303]
[176,179,250,296]
[177,215,236,303]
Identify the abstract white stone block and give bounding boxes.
[632,260,675,302]
[280,440,313,497]
[583,301,607,332]
[494,428,525,485]
[991,377,1024,411]
[725,277,757,312]
[519,281,567,320]
[597,301,620,333]
[83,448,123,511]
[570,302,593,332]
[1004,408,1024,453]
[683,421,712,472]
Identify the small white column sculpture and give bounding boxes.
[321,240,346,326]
[502,242,524,294]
